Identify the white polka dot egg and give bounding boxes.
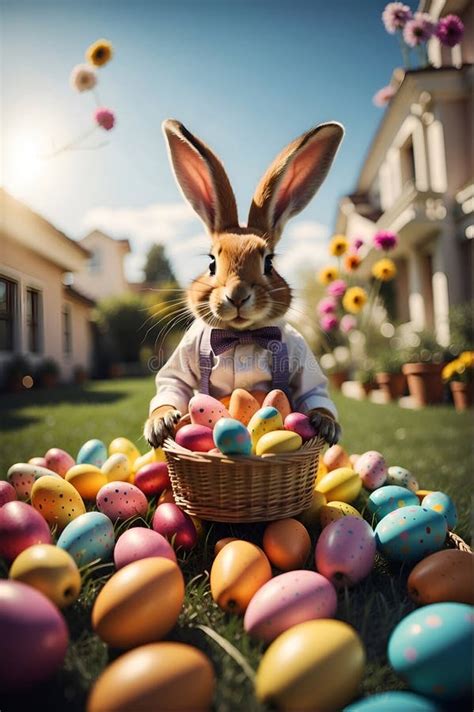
[96,482,148,522]
[355,450,387,490]
[387,466,419,492]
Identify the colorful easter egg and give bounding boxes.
[263,519,311,571]
[229,388,261,425]
[108,437,141,467]
[0,480,17,507]
[315,458,328,483]
[0,580,69,690]
[256,430,302,456]
[9,544,81,608]
[349,454,360,468]
[7,463,61,501]
[407,549,474,605]
[345,691,442,711]
[284,412,317,442]
[57,511,115,568]
[422,491,458,530]
[132,448,166,474]
[323,444,351,471]
[213,418,252,456]
[65,464,108,500]
[174,413,191,433]
[101,453,131,483]
[77,439,108,467]
[244,570,337,643]
[387,465,419,492]
[255,619,365,711]
[316,468,362,503]
[0,501,52,561]
[29,456,48,467]
[247,406,284,452]
[375,506,447,563]
[315,516,376,589]
[158,488,175,505]
[44,448,75,476]
[92,557,185,648]
[87,642,215,712]
[189,393,230,428]
[355,450,387,490]
[367,485,419,523]
[31,475,86,530]
[262,389,292,419]
[214,537,239,556]
[298,489,327,527]
[388,602,474,699]
[114,527,176,569]
[175,424,214,452]
[210,540,272,614]
[152,503,198,550]
[96,481,148,522]
[319,501,362,528]
[134,461,171,496]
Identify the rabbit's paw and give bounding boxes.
[144,408,182,448]
[307,409,341,446]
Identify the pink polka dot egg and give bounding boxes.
[355,450,387,490]
[96,481,148,522]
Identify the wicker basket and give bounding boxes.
[163,435,325,523]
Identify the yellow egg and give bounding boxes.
[298,490,327,527]
[315,467,362,504]
[315,459,328,483]
[255,619,365,711]
[210,540,272,614]
[319,501,362,528]
[247,408,283,452]
[92,557,185,648]
[9,544,81,608]
[65,464,108,500]
[101,454,130,482]
[108,437,141,467]
[256,430,302,456]
[132,448,166,474]
[87,642,215,712]
[263,519,311,571]
[31,475,86,530]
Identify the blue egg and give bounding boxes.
[76,438,107,467]
[422,491,458,530]
[57,511,114,567]
[375,506,447,563]
[367,485,419,523]
[388,602,474,700]
[213,418,252,456]
[344,690,442,711]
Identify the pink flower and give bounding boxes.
[327,279,347,298]
[373,85,396,108]
[436,14,464,48]
[403,13,436,47]
[340,314,357,334]
[351,237,364,251]
[317,297,338,315]
[94,107,116,131]
[382,3,413,33]
[373,230,399,251]
[321,314,339,332]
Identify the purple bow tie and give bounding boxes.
[210,326,282,356]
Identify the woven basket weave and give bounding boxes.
[163,435,325,523]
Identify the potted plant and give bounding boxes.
[402,332,446,407]
[442,352,474,411]
[374,350,407,401]
[38,358,60,388]
[73,365,88,385]
[356,367,376,396]
[3,355,33,392]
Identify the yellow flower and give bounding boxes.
[86,39,113,67]
[459,351,474,367]
[329,234,349,257]
[442,362,456,381]
[318,265,339,285]
[372,258,397,282]
[342,286,368,314]
[344,253,361,272]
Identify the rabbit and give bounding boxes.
[144,118,344,449]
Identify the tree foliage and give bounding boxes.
[143,243,177,285]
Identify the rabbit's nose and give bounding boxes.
[226,293,251,308]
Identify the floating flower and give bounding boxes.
[372,258,397,282]
[436,14,464,48]
[321,314,339,332]
[94,107,116,131]
[327,279,347,298]
[373,85,396,108]
[351,237,364,251]
[329,234,349,257]
[344,253,361,272]
[317,297,338,315]
[70,63,97,92]
[403,13,436,47]
[382,2,413,33]
[318,266,339,285]
[459,351,474,367]
[340,314,357,334]
[373,230,399,251]
[86,38,114,67]
[343,287,368,314]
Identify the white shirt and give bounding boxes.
[149,319,337,418]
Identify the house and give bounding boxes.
[74,230,131,302]
[335,0,473,345]
[0,189,95,384]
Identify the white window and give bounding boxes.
[89,249,102,274]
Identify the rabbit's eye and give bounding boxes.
[208,255,216,276]
[264,254,274,276]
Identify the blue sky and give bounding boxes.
[1,0,412,285]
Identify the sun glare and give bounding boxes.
[4,133,45,191]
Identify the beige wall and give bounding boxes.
[74,232,129,302]
[62,295,93,380]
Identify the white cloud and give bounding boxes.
[287,220,329,242]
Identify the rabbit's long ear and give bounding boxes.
[162,119,238,234]
[248,122,344,243]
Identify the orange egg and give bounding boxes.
[210,540,272,614]
[214,537,239,556]
[87,642,215,712]
[175,413,191,433]
[323,445,351,471]
[219,395,232,409]
[408,549,474,605]
[158,489,175,505]
[263,519,311,571]
[416,489,433,502]
[262,389,292,419]
[229,389,261,425]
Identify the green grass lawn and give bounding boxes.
[0,378,472,712]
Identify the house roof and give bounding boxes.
[63,285,96,307]
[80,230,131,253]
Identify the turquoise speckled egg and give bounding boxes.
[375,506,447,563]
[213,418,252,456]
[422,491,458,530]
[367,486,419,523]
[386,466,419,492]
[57,511,115,568]
[344,690,442,711]
[76,439,107,468]
[388,602,474,700]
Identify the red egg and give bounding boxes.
[0,501,52,562]
[0,481,17,508]
[152,503,198,550]
[44,448,75,477]
[315,516,376,589]
[175,424,214,452]
[114,527,177,569]
[134,462,171,497]
[0,580,69,690]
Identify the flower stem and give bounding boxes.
[40,125,99,159]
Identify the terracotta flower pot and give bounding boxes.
[402,362,443,407]
[328,371,348,390]
[450,381,473,412]
[375,372,407,401]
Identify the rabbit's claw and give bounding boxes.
[144,409,182,448]
[308,409,341,446]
